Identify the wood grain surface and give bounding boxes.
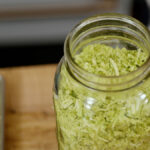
[0,64,57,150]
[0,0,118,19]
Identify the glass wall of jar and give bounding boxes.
[53,14,150,150]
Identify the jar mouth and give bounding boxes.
[64,13,150,91]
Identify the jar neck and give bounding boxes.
[64,13,150,91]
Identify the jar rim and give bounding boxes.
[64,13,150,91]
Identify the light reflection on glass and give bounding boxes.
[84,97,96,109]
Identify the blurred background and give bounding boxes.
[0,0,149,67]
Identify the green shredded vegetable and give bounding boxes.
[74,44,148,76]
[54,44,150,150]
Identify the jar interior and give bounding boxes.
[69,17,150,71]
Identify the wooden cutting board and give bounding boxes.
[0,64,58,150]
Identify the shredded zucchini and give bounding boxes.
[54,44,150,150]
[74,44,148,76]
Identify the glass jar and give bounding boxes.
[53,14,150,150]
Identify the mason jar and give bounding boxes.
[53,13,150,150]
